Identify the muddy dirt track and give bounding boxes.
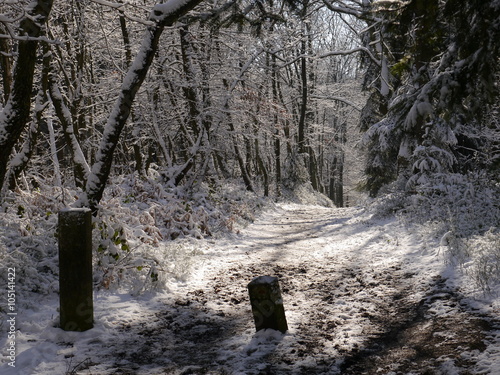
[101,205,499,374]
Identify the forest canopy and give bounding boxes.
[0,0,498,213]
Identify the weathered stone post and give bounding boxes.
[247,276,288,333]
[58,208,93,331]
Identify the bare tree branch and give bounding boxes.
[83,0,204,211]
[310,95,363,111]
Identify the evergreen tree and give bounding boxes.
[361,0,500,196]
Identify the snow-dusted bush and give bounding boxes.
[282,151,311,188]
[463,228,500,293]
[407,173,499,236]
[91,173,267,292]
[0,173,267,298]
[281,151,333,207]
[0,188,66,302]
[371,171,500,292]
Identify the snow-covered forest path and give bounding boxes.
[92,204,499,374]
[160,203,497,375]
[4,204,499,374]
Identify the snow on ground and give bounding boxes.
[1,203,499,374]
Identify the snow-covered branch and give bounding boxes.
[89,0,126,9]
[322,0,363,17]
[0,1,57,43]
[181,0,239,22]
[322,0,381,21]
[0,33,57,43]
[89,0,155,26]
[0,0,54,192]
[84,0,203,211]
[319,47,381,66]
[278,47,381,69]
[225,47,265,96]
[310,95,363,111]
[150,0,204,25]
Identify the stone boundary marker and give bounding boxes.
[248,275,288,333]
[58,208,94,331]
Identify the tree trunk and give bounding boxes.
[6,40,52,190]
[271,52,282,196]
[179,25,201,138]
[0,0,54,193]
[217,46,266,193]
[120,4,144,176]
[84,0,203,212]
[298,37,308,155]
[48,63,90,188]
[0,24,12,104]
[7,101,43,191]
[228,119,254,192]
[308,147,320,192]
[255,138,269,196]
[331,155,344,207]
[335,158,344,207]
[47,107,62,188]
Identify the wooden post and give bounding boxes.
[248,276,288,333]
[58,208,93,331]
